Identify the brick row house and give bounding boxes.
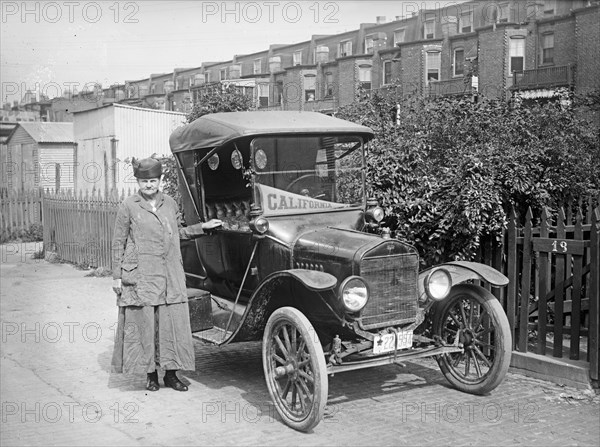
[19,0,600,121]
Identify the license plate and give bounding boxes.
[373,330,414,355]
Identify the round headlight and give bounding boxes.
[251,217,269,234]
[340,276,369,312]
[424,268,452,301]
[372,207,384,222]
[366,206,385,223]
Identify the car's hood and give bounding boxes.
[292,227,417,277]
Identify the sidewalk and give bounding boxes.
[1,242,599,446]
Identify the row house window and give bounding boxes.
[383,60,392,85]
[325,72,334,97]
[258,83,269,107]
[424,19,435,39]
[220,68,227,81]
[358,64,372,90]
[339,40,352,57]
[254,59,261,74]
[426,51,441,82]
[394,29,405,46]
[454,48,464,76]
[274,81,283,105]
[204,72,211,83]
[509,36,525,73]
[460,11,473,33]
[365,36,374,54]
[541,32,554,64]
[304,74,316,101]
[293,50,302,66]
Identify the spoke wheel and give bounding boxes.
[433,284,512,395]
[262,307,328,432]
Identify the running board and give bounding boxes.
[326,345,463,374]
[192,326,233,345]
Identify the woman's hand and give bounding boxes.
[112,278,122,295]
[202,219,223,230]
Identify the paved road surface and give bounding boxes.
[1,242,599,446]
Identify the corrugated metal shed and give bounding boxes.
[10,122,74,143]
[114,104,187,160]
[73,104,186,194]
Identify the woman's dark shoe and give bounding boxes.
[164,370,188,391]
[146,371,159,391]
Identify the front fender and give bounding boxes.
[271,269,338,291]
[419,261,508,299]
[225,269,339,343]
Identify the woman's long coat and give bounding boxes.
[112,191,204,306]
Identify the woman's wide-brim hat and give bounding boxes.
[132,157,162,179]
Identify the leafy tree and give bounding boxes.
[186,83,256,123]
[336,89,600,266]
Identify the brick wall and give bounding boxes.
[537,18,577,68]
[575,6,600,93]
[478,27,507,99]
[337,58,357,107]
[400,43,424,96]
[282,67,302,110]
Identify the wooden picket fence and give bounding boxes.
[42,189,129,269]
[0,189,43,241]
[39,187,600,383]
[475,196,600,384]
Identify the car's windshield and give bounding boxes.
[251,135,365,216]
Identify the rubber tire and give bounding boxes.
[433,284,512,395]
[262,306,328,432]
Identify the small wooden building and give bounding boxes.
[2,122,75,193]
[73,104,186,194]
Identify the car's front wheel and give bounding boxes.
[433,284,512,395]
[262,306,328,432]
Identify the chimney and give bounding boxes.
[441,16,458,39]
[376,16,386,24]
[315,46,330,64]
[229,64,241,79]
[269,56,282,73]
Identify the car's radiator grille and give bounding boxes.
[359,254,419,329]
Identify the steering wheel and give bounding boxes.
[286,174,329,200]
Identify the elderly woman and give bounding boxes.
[111,157,222,392]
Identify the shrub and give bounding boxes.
[187,84,256,123]
[0,223,44,244]
[336,90,600,266]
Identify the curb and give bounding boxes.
[509,351,594,390]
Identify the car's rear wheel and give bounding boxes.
[433,284,512,395]
[262,307,328,432]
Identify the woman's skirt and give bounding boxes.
[111,302,195,374]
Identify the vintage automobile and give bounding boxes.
[169,111,512,432]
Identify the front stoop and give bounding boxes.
[509,351,594,390]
